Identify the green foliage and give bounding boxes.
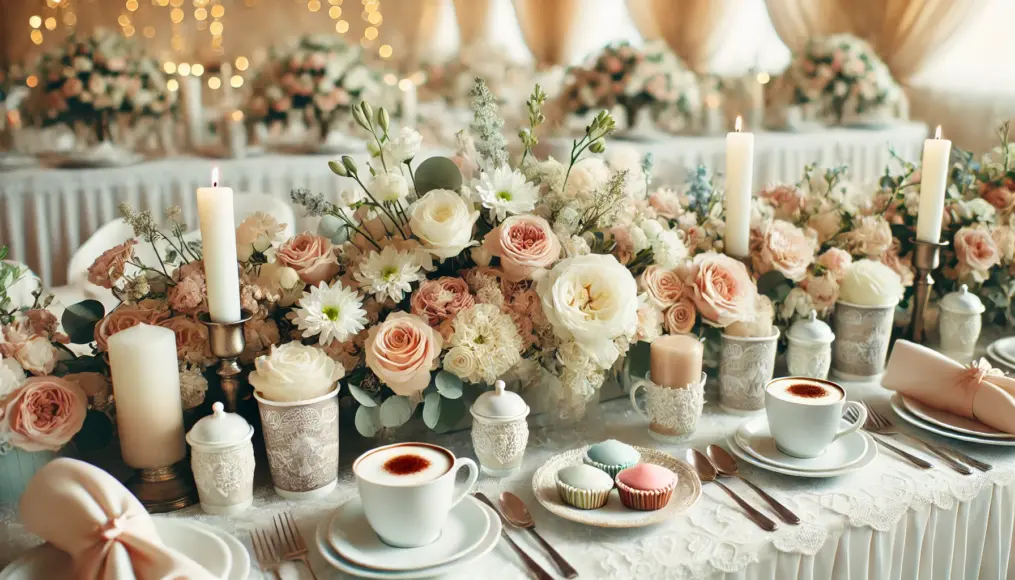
[62,300,105,345]
[414,157,463,195]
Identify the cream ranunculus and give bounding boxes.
[536,254,639,367]
[249,343,345,402]
[409,189,480,260]
[442,346,478,381]
[838,259,903,306]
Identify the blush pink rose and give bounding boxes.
[848,216,893,258]
[688,252,757,328]
[817,248,852,280]
[639,265,684,308]
[648,189,682,220]
[807,210,843,245]
[483,215,561,281]
[11,337,59,376]
[410,277,476,328]
[94,305,171,352]
[1,376,87,452]
[276,233,340,285]
[982,183,1015,214]
[802,273,839,314]
[760,185,805,220]
[663,297,697,334]
[364,312,443,396]
[87,239,136,289]
[610,227,635,265]
[753,221,817,282]
[954,226,1000,280]
[159,316,213,366]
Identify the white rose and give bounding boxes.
[409,189,480,260]
[383,127,423,164]
[443,346,478,380]
[536,254,639,368]
[14,337,58,376]
[838,259,903,306]
[370,172,409,203]
[249,343,345,402]
[0,357,26,399]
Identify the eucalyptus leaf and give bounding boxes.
[62,300,106,344]
[422,392,441,429]
[434,397,467,433]
[379,396,413,428]
[348,383,379,407]
[318,214,342,238]
[355,405,381,437]
[414,157,463,195]
[435,371,464,399]
[756,271,789,298]
[73,410,114,452]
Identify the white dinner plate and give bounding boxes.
[734,415,870,472]
[531,445,701,528]
[890,394,1015,446]
[987,339,1015,369]
[315,500,500,579]
[724,432,877,478]
[327,495,489,571]
[900,396,1015,439]
[187,519,250,580]
[0,518,232,580]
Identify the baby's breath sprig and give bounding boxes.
[562,110,617,196]
[518,84,547,167]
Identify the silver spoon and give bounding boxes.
[706,444,800,525]
[687,449,778,532]
[500,492,579,579]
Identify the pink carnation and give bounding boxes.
[410,277,476,329]
[760,185,805,220]
[159,316,213,366]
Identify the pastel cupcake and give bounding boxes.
[556,464,614,510]
[583,439,640,478]
[615,463,676,511]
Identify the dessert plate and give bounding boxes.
[890,394,1015,446]
[531,445,701,528]
[725,432,877,478]
[899,395,1014,439]
[734,415,870,472]
[987,338,1015,368]
[327,496,489,571]
[315,500,500,579]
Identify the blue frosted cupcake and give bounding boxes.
[582,439,640,478]
[556,464,614,509]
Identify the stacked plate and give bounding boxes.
[987,337,1015,371]
[725,415,878,478]
[890,393,1015,446]
[314,495,501,579]
[0,518,249,580]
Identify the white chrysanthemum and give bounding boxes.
[650,229,688,269]
[473,166,539,221]
[179,363,208,411]
[293,281,368,345]
[446,303,523,384]
[354,245,424,302]
[382,127,423,164]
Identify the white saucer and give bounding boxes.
[725,431,877,478]
[900,395,1015,439]
[987,338,1015,369]
[187,519,250,580]
[315,500,501,579]
[890,394,1015,446]
[0,518,232,580]
[734,415,870,472]
[327,495,490,571]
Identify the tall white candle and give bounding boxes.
[400,79,418,129]
[916,125,951,243]
[197,167,241,321]
[108,324,186,469]
[724,116,754,258]
[182,75,204,149]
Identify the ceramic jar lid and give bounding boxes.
[471,380,529,421]
[786,310,835,343]
[940,284,985,315]
[186,402,254,448]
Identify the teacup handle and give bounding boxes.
[629,378,651,421]
[835,401,868,442]
[449,457,480,508]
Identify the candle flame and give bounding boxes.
[734,116,743,132]
[934,125,942,139]
[211,166,219,187]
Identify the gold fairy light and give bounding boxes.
[378,44,392,58]
[191,63,205,76]
[167,78,179,91]
[235,56,249,71]
[308,0,321,11]
[164,62,177,74]
[26,75,39,88]
[29,15,42,28]
[329,6,341,18]
[230,75,243,88]
[336,20,349,33]
[208,76,221,89]
[178,62,191,75]
[44,17,57,30]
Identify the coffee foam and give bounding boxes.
[355,444,453,486]
[767,378,843,406]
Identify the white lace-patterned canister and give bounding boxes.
[470,380,529,477]
[938,284,984,361]
[186,402,255,515]
[786,311,835,380]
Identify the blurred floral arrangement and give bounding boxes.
[771,34,905,126]
[420,41,535,112]
[557,40,700,134]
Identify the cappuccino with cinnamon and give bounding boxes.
[767,378,842,406]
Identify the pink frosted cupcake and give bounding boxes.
[615,463,676,511]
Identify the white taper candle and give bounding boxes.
[916,125,951,244]
[724,116,754,258]
[196,167,242,321]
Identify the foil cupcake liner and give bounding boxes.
[556,479,611,510]
[614,474,675,511]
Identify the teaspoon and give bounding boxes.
[687,449,778,532]
[500,492,579,579]
[706,444,800,525]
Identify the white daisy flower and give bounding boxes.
[354,245,423,302]
[472,166,539,221]
[293,281,368,345]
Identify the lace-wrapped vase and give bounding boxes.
[831,300,896,381]
[630,372,706,441]
[255,388,339,499]
[719,329,779,413]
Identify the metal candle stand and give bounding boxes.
[128,462,198,513]
[200,310,252,413]
[905,238,948,343]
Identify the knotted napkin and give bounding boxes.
[883,339,1015,434]
[19,458,216,580]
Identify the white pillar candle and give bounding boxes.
[400,78,418,129]
[108,324,186,469]
[220,62,234,104]
[197,167,242,321]
[182,75,204,149]
[223,110,247,158]
[724,116,754,258]
[916,125,951,243]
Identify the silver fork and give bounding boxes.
[250,528,282,580]
[863,402,991,473]
[844,405,933,469]
[275,511,318,580]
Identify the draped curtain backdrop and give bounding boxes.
[625,0,660,40]
[512,0,579,68]
[380,0,443,72]
[763,0,850,52]
[452,0,493,48]
[650,0,732,73]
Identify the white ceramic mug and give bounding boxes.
[353,442,479,548]
[764,377,867,458]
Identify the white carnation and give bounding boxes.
[629,225,650,253]
[446,304,523,384]
[382,127,423,164]
[564,158,610,200]
[650,229,688,269]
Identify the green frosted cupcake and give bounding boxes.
[583,439,640,478]
[556,464,614,509]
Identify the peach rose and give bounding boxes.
[87,239,136,289]
[663,297,697,334]
[982,183,1015,214]
[760,185,805,220]
[754,221,817,282]
[159,316,212,366]
[276,233,340,285]
[1,376,86,452]
[639,265,684,308]
[802,273,839,314]
[807,210,843,245]
[688,252,757,327]
[410,277,476,328]
[954,226,1000,281]
[847,216,893,258]
[648,188,682,220]
[94,305,171,351]
[364,312,443,396]
[483,215,561,281]
[63,372,110,405]
[817,248,852,280]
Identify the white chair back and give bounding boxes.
[234,193,297,239]
[66,218,163,303]
[4,261,41,309]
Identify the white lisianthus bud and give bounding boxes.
[471,245,492,267]
[370,172,409,203]
[278,266,301,290]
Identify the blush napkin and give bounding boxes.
[19,458,216,580]
[882,339,1015,434]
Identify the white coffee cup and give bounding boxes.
[764,377,867,459]
[353,442,479,548]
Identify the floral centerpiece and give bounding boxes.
[557,40,700,134]
[420,41,535,111]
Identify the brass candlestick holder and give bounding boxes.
[200,310,252,412]
[128,461,198,513]
[906,238,948,343]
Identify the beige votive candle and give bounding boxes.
[650,334,704,388]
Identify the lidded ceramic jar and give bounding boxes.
[186,402,256,515]
[939,285,985,360]
[470,380,530,477]
[786,311,835,380]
